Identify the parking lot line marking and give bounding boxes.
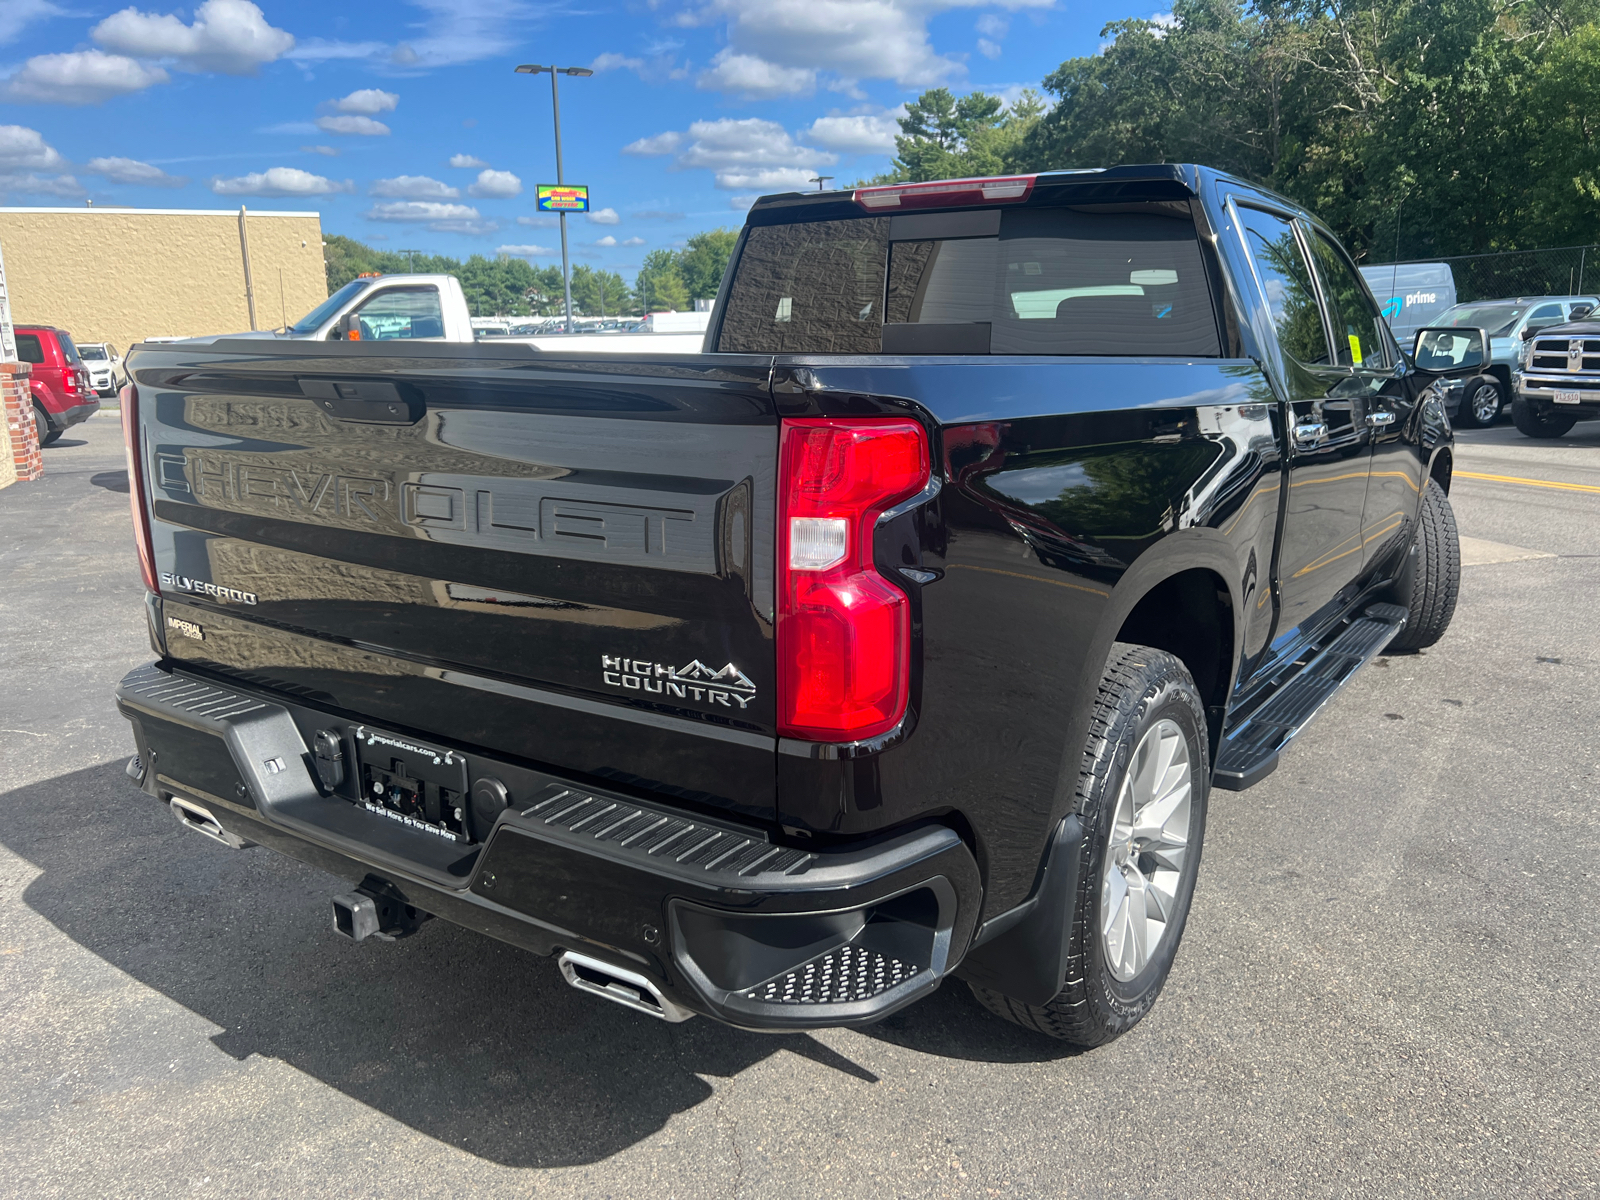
[1456,470,1600,495]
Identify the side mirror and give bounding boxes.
[1412,326,1487,375]
[338,313,363,341]
[1570,303,1595,320]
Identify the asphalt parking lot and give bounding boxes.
[1,411,1596,1198]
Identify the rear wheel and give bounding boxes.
[32,403,59,447]
[1456,376,1504,428]
[968,643,1209,1045]
[1386,479,1460,653]
[1512,397,1576,439]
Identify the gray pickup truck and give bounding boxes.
[1514,314,1600,437]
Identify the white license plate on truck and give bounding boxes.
[1554,390,1581,405]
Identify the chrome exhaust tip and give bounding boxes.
[168,796,253,849]
[558,950,695,1022]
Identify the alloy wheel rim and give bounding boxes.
[1470,383,1500,423]
[1100,718,1193,982]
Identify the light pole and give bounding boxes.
[515,63,593,333]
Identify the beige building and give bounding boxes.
[0,206,327,356]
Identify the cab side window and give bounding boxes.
[1237,207,1330,366]
[350,287,445,340]
[16,333,44,364]
[1306,232,1393,370]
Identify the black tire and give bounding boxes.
[32,404,59,447]
[1454,376,1504,428]
[968,643,1210,1045]
[1386,478,1460,653]
[1512,397,1576,439]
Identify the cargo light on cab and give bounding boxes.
[777,418,930,742]
[852,175,1035,210]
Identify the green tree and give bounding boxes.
[635,248,691,311]
[869,87,1045,184]
[570,264,635,316]
[679,228,739,300]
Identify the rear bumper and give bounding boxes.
[52,398,100,427]
[114,662,980,1030]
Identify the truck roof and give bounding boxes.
[744,164,1291,222]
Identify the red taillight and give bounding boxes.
[62,370,79,392]
[852,175,1035,210]
[120,383,159,595]
[777,418,930,741]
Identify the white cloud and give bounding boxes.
[86,155,188,186]
[1,1,68,47]
[329,88,398,115]
[366,200,480,222]
[591,52,644,71]
[498,243,553,256]
[594,235,618,247]
[4,50,169,105]
[622,131,683,157]
[697,49,814,99]
[316,115,390,136]
[975,13,1008,37]
[516,214,557,227]
[371,174,460,199]
[586,207,620,225]
[467,168,521,198]
[0,125,66,170]
[301,144,339,156]
[684,0,1051,95]
[367,198,499,234]
[285,37,387,62]
[621,236,646,246]
[92,0,294,75]
[389,0,538,69]
[804,110,903,154]
[0,171,84,198]
[977,38,1001,58]
[628,117,836,191]
[449,153,488,168]
[728,194,758,210]
[211,166,352,196]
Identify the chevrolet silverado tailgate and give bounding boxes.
[129,341,779,819]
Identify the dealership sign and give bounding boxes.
[537,184,590,213]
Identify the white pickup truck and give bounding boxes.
[217,274,708,353]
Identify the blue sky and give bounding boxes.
[0,0,1152,282]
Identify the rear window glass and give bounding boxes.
[716,202,1219,356]
[717,218,888,354]
[56,332,81,364]
[16,333,44,364]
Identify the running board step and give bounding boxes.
[1213,603,1408,791]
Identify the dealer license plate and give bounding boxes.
[1554,390,1581,405]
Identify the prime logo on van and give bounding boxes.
[601,654,756,709]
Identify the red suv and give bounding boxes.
[16,325,100,446]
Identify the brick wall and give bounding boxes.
[1,361,40,485]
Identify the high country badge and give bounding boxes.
[601,655,756,709]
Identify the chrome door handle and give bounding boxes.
[1293,422,1328,445]
[1366,410,1396,427]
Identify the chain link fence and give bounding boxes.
[1374,244,1600,303]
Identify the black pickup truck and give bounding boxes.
[113,165,1487,1044]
